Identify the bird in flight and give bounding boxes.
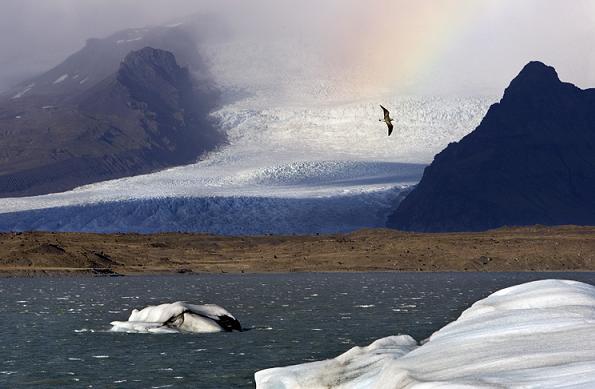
[379,105,394,136]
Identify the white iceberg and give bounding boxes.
[255,279,595,388]
[110,302,241,334]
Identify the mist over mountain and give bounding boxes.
[2,21,218,101]
[388,62,595,231]
[0,25,224,197]
[2,1,595,96]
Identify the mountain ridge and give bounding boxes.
[1,22,215,102]
[0,43,224,197]
[387,61,595,231]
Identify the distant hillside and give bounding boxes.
[388,62,595,231]
[1,24,215,101]
[0,25,224,197]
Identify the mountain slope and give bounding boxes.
[0,47,224,197]
[2,24,213,102]
[388,61,595,231]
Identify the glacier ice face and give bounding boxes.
[110,302,241,334]
[0,186,412,235]
[255,279,595,388]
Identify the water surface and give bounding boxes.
[1,272,593,388]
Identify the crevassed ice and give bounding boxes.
[255,279,595,388]
[0,96,490,215]
[0,96,491,235]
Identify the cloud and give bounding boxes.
[0,0,593,96]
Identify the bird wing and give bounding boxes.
[387,121,394,136]
[380,105,390,120]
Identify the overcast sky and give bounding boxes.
[1,0,594,96]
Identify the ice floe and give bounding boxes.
[255,279,595,388]
[110,302,241,334]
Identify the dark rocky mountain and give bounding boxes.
[1,23,215,102]
[388,61,595,231]
[0,46,224,197]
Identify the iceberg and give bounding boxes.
[255,279,595,388]
[110,302,241,334]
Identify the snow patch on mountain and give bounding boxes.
[11,83,34,99]
[52,74,69,84]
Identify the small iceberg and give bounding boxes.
[255,279,595,388]
[110,302,241,333]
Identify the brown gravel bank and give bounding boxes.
[0,226,593,276]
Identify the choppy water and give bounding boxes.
[1,272,593,388]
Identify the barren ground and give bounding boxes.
[0,226,593,276]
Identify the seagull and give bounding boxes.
[379,105,394,136]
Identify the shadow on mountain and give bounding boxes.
[388,61,595,231]
[0,23,225,197]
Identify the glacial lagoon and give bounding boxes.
[2,272,594,388]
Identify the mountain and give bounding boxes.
[2,23,215,102]
[0,46,224,197]
[0,21,225,198]
[387,61,595,231]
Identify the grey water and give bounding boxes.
[1,272,594,388]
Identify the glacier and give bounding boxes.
[255,279,595,388]
[0,25,494,234]
[0,96,491,234]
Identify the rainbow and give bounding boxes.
[334,1,497,96]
